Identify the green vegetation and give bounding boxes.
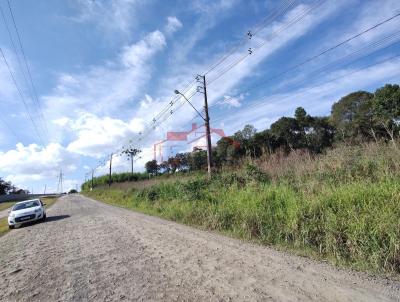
[0,197,58,237]
[85,142,400,275]
[0,178,29,195]
[81,172,150,190]
[83,84,400,275]
[0,201,17,211]
[0,218,9,237]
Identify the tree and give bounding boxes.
[0,178,13,195]
[145,160,159,174]
[270,117,301,151]
[122,148,141,174]
[305,117,335,153]
[68,189,78,194]
[372,84,400,147]
[295,107,312,128]
[251,130,279,156]
[188,149,207,170]
[330,91,375,142]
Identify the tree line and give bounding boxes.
[0,178,29,195]
[144,83,400,174]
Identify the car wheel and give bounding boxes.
[8,225,14,229]
[42,213,46,222]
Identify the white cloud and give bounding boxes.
[65,113,145,157]
[121,31,166,67]
[68,0,143,35]
[219,94,244,107]
[165,16,183,34]
[0,143,78,185]
[42,28,168,144]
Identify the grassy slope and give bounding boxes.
[0,201,17,211]
[0,197,59,237]
[84,143,400,276]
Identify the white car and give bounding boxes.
[8,199,47,229]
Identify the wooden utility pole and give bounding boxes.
[130,153,134,175]
[60,170,63,194]
[109,153,113,187]
[91,169,94,191]
[174,76,212,177]
[57,170,64,194]
[202,75,212,177]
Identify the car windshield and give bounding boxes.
[13,201,40,211]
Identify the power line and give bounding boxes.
[87,80,200,175]
[207,0,327,86]
[5,0,50,141]
[203,0,297,76]
[0,6,48,143]
[210,30,400,112]
[0,115,20,141]
[214,11,400,106]
[83,1,316,177]
[211,54,400,125]
[0,47,46,145]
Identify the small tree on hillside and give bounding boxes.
[145,160,159,175]
[0,178,13,195]
[372,84,400,148]
[122,147,141,174]
[330,91,375,142]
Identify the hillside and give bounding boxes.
[84,142,400,276]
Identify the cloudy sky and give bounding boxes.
[0,0,399,193]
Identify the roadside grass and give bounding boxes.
[0,201,17,212]
[0,197,59,237]
[84,142,400,277]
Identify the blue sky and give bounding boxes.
[0,0,399,193]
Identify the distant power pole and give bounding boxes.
[91,168,95,191]
[109,153,113,187]
[201,75,212,177]
[43,184,47,195]
[57,170,64,194]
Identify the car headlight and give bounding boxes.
[9,213,15,218]
[35,208,41,213]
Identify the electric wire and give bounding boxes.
[6,0,50,141]
[211,54,400,125]
[212,11,400,106]
[0,47,46,146]
[207,0,327,86]
[203,0,297,76]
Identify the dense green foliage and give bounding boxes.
[144,83,400,173]
[0,177,28,195]
[82,84,399,190]
[81,172,150,190]
[85,142,400,274]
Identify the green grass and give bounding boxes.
[0,201,17,211]
[0,197,59,237]
[84,142,400,276]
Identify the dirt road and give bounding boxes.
[0,195,399,301]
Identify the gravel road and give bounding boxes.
[0,194,399,302]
